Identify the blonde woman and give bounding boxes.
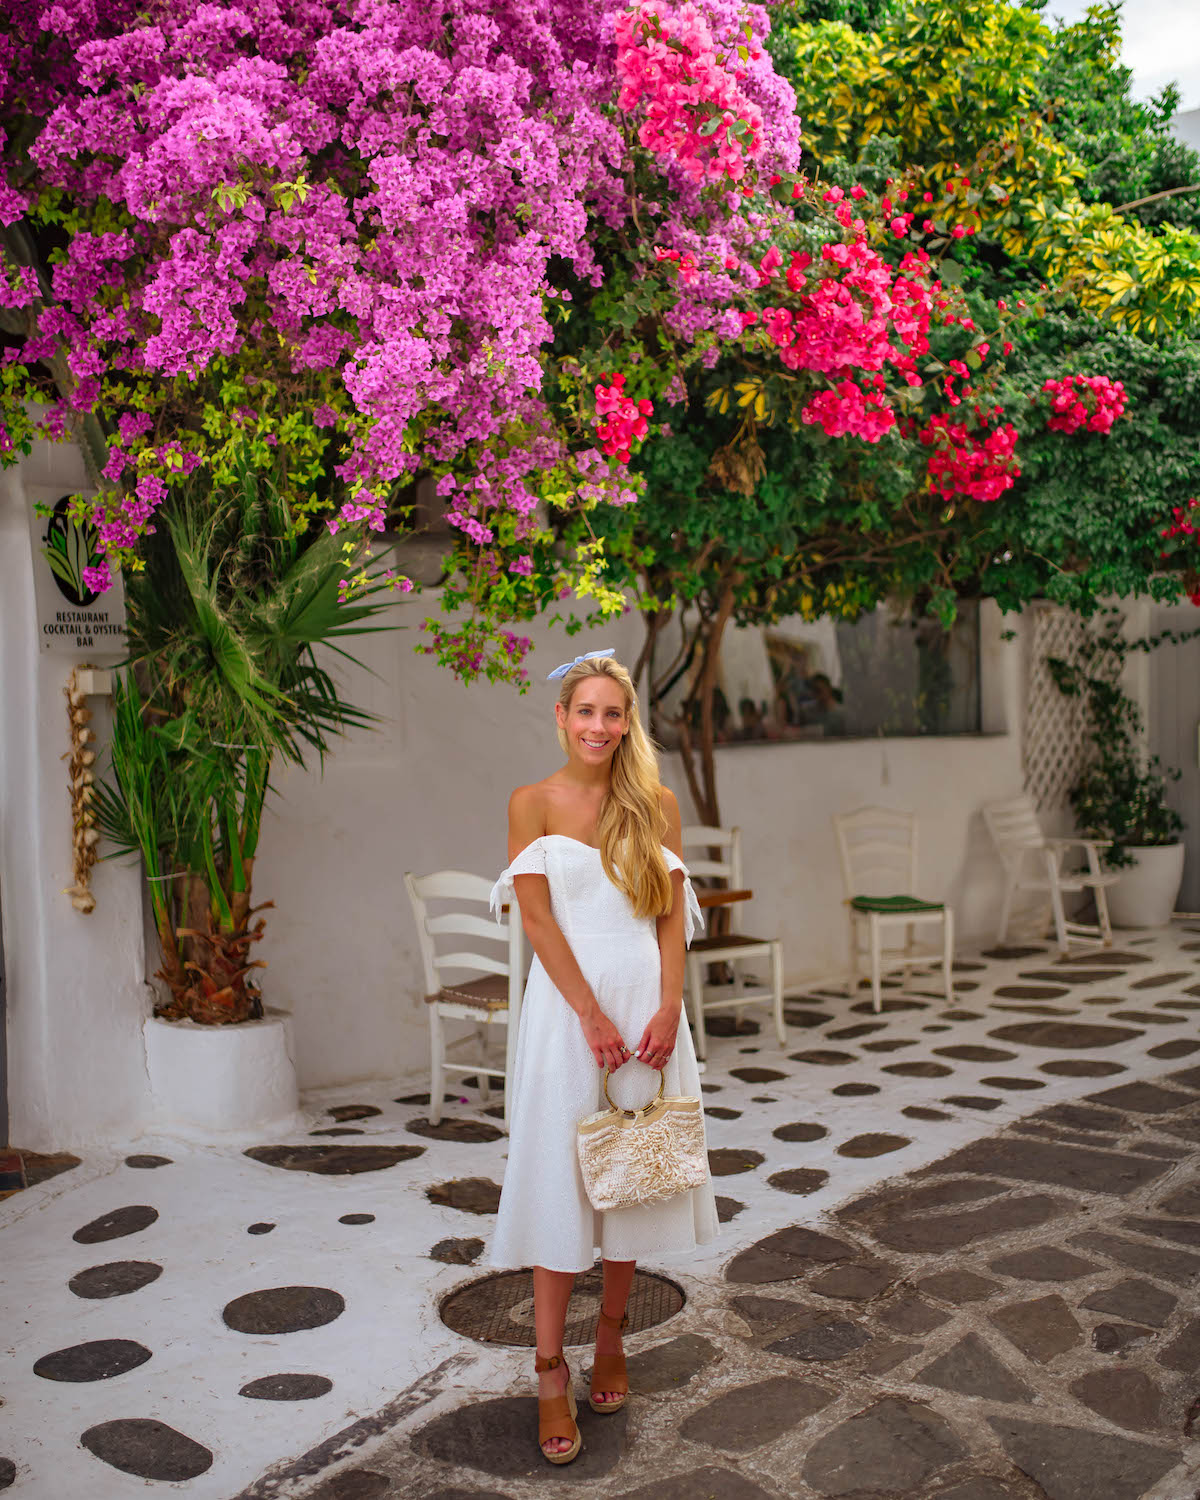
[489,651,718,1465]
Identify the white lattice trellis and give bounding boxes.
[1023,605,1120,815]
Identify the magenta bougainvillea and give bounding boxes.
[0,0,803,675]
[0,0,1148,675]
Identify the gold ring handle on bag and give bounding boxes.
[603,1067,665,1118]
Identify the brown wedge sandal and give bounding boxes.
[535,1352,581,1465]
[589,1309,629,1413]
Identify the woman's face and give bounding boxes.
[556,674,630,765]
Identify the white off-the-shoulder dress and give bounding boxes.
[488,834,719,1272]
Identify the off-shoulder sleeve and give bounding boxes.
[489,838,548,923]
[662,848,704,948]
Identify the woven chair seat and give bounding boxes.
[425,975,510,1011]
[690,932,776,952]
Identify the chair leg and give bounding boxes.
[1047,876,1070,958]
[942,908,955,1002]
[429,1006,446,1126]
[770,941,786,1048]
[687,952,708,1061]
[1095,883,1114,947]
[475,1023,491,1104]
[996,874,1015,946]
[845,912,859,997]
[869,916,883,1014]
[902,922,915,985]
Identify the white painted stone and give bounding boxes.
[255,599,1030,1093]
[0,446,150,1150]
[1109,842,1187,928]
[1,927,1197,1500]
[143,1009,303,1138]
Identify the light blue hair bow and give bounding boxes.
[546,648,617,681]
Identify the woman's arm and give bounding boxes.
[636,787,686,1069]
[507,786,629,1072]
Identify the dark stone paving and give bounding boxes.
[802,1397,968,1494]
[280,1064,1200,1500]
[72,1205,158,1243]
[245,1144,425,1174]
[679,1375,834,1451]
[407,1117,504,1143]
[33,1338,152,1382]
[81,1419,213,1481]
[223,1286,345,1334]
[986,1416,1177,1499]
[240,1373,335,1400]
[426,1178,502,1214]
[68,1259,162,1299]
[430,1237,486,1265]
[708,1149,766,1176]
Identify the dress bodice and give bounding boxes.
[490,834,702,946]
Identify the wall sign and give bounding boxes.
[28,492,127,657]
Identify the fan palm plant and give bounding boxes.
[95,450,399,1023]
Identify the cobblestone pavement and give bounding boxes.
[4,930,1200,1497]
[273,1071,1200,1500]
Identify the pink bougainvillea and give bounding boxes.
[0,0,799,602]
[615,1,765,183]
[595,373,654,462]
[920,411,1021,503]
[1042,374,1127,435]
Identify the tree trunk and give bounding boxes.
[669,582,736,828]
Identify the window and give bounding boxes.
[651,602,982,745]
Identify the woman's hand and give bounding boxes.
[635,1003,681,1071]
[581,1005,630,1072]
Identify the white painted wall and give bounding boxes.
[256,597,1028,1092]
[1,445,151,1150]
[1,434,1033,1133]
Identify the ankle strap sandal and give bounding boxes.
[589,1309,629,1413]
[534,1353,580,1465]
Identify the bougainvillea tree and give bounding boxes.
[0,0,803,684]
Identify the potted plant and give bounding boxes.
[96,452,396,1133]
[1050,633,1185,929]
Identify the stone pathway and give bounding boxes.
[3,930,1200,1497]
[284,1069,1200,1500]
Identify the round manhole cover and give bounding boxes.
[440,1265,685,1347]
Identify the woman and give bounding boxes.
[489,650,718,1464]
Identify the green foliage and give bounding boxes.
[769,0,1200,337]
[978,309,1200,612]
[1040,9,1200,235]
[96,451,398,1022]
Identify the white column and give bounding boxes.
[0,444,150,1149]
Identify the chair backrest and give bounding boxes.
[983,795,1047,869]
[832,806,917,898]
[681,825,744,933]
[403,869,522,1003]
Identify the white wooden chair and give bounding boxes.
[403,870,524,1125]
[681,825,785,1061]
[832,806,954,1013]
[983,794,1116,956]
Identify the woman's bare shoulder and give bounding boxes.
[658,785,683,856]
[508,783,551,857]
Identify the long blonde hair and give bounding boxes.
[556,657,673,919]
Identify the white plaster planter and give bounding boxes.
[1107,843,1186,929]
[143,1007,303,1139]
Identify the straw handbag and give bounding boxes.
[576,1069,708,1212]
